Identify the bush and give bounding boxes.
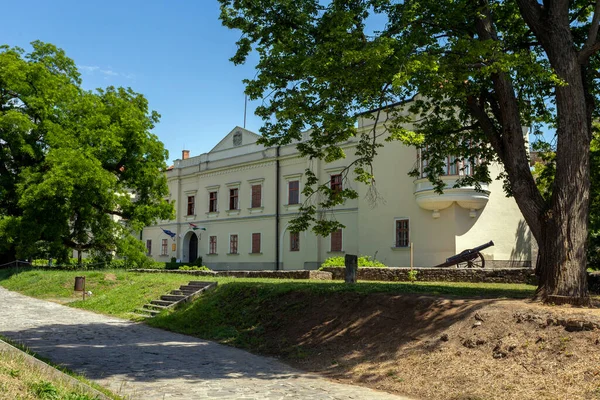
[178,265,211,271]
[319,255,388,269]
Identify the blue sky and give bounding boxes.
[1,1,262,163]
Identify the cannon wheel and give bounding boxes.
[457,251,485,269]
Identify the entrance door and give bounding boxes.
[189,234,198,263]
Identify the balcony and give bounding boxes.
[414,176,490,218]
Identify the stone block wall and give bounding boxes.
[131,269,332,280]
[321,267,538,284]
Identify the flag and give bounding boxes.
[161,228,176,239]
[189,223,206,231]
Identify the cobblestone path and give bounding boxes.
[0,287,412,399]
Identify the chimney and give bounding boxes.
[182,150,190,160]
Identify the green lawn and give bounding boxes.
[0,268,536,320]
[1,335,121,400]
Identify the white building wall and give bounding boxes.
[142,121,534,270]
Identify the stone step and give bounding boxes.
[171,289,197,296]
[179,285,203,292]
[137,307,160,316]
[143,303,169,311]
[131,312,154,319]
[151,299,175,307]
[161,294,186,302]
[187,281,212,288]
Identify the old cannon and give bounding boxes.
[436,240,494,268]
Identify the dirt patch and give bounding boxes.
[257,292,600,400]
[103,273,117,282]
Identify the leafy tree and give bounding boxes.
[219,0,600,304]
[0,42,173,264]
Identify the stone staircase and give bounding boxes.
[134,281,217,318]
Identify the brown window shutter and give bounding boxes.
[331,229,342,252]
[251,185,261,208]
[252,233,261,253]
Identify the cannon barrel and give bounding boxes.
[471,240,494,253]
[445,240,494,263]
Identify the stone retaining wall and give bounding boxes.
[130,269,333,280]
[321,267,538,284]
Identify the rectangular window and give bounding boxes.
[209,191,218,212]
[229,234,238,254]
[290,232,300,252]
[251,233,261,254]
[146,239,152,255]
[331,229,342,252]
[209,236,217,254]
[395,219,410,247]
[330,174,342,193]
[229,188,239,210]
[161,239,168,255]
[288,180,299,204]
[447,155,458,175]
[187,196,195,215]
[251,184,262,208]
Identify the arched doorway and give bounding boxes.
[189,233,198,263]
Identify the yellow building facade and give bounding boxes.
[142,112,534,270]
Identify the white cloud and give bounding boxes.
[78,65,133,80]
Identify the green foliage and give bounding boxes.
[407,269,419,282]
[178,265,211,271]
[218,0,600,304]
[30,381,59,399]
[0,41,173,263]
[320,255,388,269]
[29,256,161,270]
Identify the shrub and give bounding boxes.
[319,255,388,269]
[178,265,211,271]
[407,268,419,282]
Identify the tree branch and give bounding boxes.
[579,40,600,62]
[584,0,600,50]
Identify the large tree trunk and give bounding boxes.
[534,32,592,306]
[510,0,593,305]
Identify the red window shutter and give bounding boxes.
[251,185,261,208]
[331,229,342,252]
[252,233,261,253]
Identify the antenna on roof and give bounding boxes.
[243,94,247,129]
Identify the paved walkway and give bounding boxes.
[0,287,411,399]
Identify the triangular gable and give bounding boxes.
[210,127,262,153]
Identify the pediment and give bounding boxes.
[210,127,261,153]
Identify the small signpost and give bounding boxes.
[345,254,358,284]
